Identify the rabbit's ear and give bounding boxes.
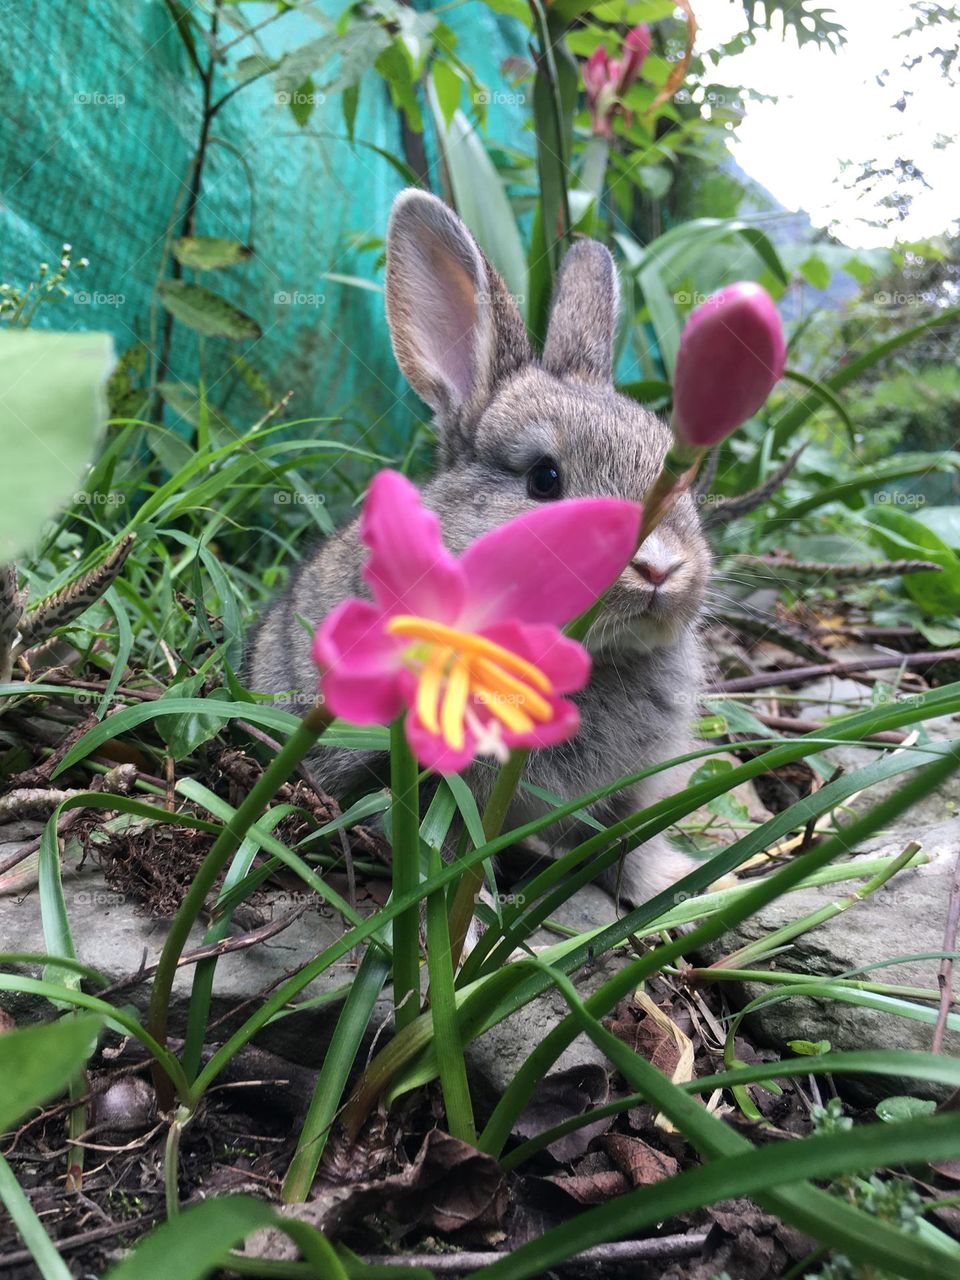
[386,190,531,444]
[542,240,619,383]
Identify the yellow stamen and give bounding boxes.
[387,616,553,695]
[471,679,536,733]
[416,645,450,735]
[440,657,470,750]
[470,656,553,723]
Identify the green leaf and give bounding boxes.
[431,59,461,127]
[47,696,388,777]
[632,164,674,199]
[283,943,392,1200]
[101,1195,282,1280]
[779,451,960,520]
[0,1154,73,1280]
[863,506,960,616]
[0,330,114,560]
[289,75,316,127]
[157,281,262,341]
[787,1038,832,1056]
[799,255,831,290]
[916,505,960,548]
[273,24,390,99]
[771,306,960,448]
[342,81,359,141]
[172,237,252,270]
[376,40,423,132]
[0,1016,102,1132]
[876,1095,937,1123]
[157,380,234,438]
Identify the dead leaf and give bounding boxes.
[512,1063,612,1162]
[539,1170,629,1205]
[608,1015,681,1076]
[930,1158,960,1182]
[398,1130,506,1234]
[601,1134,679,1186]
[244,1130,506,1253]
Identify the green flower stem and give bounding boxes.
[145,701,332,1105]
[635,441,703,547]
[164,1104,191,1217]
[390,718,422,1033]
[566,442,704,646]
[426,845,476,1143]
[447,747,530,969]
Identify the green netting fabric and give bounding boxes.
[0,0,526,452]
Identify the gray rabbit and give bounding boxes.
[248,189,712,906]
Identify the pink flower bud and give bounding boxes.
[617,25,650,93]
[582,46,610,102]
[671,282,786,449]
[582,24,650,137]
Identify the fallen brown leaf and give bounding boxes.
[601,1134,680,1187]
[512,1063,612,1162]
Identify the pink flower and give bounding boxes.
[671,282,786,450]
[619,24,651,91]
[312,471,640,774]
[583,24,650,136]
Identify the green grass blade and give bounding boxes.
[0,976,190,1101]
[471,962,960,1280]
[426,843,476,1143]
[503,1048,960,1170]
[282,941,391,1203]
[477,739,960,1156]
[0,1154,73,1280]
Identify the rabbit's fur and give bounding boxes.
[248,190,712,906]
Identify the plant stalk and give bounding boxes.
[145,701,332,1106]
[390,719,422,1033]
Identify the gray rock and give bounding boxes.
[0,859,387,1066]
[797,676,960,825]
[697,818,960,1099]
[1,860,634,1103]
[466,883,623,1107]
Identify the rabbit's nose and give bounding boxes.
[631,535,683,587]
[632,558,675,587]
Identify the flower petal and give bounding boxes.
[480,620,591,694]
[503,694,581,750]
[313,598,406,724]
[360,470,465,621]
[405,706,477,775]
[459,498,640,630]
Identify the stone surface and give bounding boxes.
[0,856,632,1100]
[697,816,960,1099]
[466,884,625,1107]
[0,858,388,1067]
[797,676,960,825]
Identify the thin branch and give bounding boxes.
[714,648,960,694]
[932,848,960,1054]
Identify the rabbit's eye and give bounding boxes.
[527,457,562,501]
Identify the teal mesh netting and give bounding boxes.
[0,0,527,454]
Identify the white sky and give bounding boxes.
[695,1,957,248]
